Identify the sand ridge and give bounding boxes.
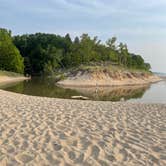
[0,76,29,85]
[0,90,166,165]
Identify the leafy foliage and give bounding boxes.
[13,32,151,75]
[0,28,24,73]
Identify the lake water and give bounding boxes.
[0,77,166,103]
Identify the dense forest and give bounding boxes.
[0,28,151,75]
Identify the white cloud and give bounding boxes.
[1,0,166,72]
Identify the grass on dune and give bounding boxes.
[70,63,152,74]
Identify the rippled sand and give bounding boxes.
[0,90,166,166]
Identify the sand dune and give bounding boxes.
[58,70,162,87]
[0,90,166,165]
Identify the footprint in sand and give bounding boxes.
[16,153,34,164]
[68,151,76,160]
[53,142,62,151]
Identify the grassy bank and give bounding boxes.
[73,64,152,73]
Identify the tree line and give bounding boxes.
[0,28,151,75]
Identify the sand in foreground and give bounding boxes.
[0,90,166,166]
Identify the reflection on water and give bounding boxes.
[0,77,81,99]
[0,77,152,101]
[129,79,166,103]
[63,86,149,101]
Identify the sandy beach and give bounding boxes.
[0,90,165,166]
[0,76,30,86]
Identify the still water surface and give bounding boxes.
[0,77,166,103]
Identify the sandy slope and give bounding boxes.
[0,90,165,165]
[58,70,161,87]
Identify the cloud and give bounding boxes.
[1,0,166,34]
[1,0,166,72]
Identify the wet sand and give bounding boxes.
[0,90,166,166]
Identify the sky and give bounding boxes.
[0,0,166,72]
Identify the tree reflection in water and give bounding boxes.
[63,85,150,101]
[0,77,150,101]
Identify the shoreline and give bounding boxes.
[58,74,162,87]
[0,76,30,85]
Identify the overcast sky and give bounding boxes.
[1,0,166,72]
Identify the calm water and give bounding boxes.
[0,77,166,103]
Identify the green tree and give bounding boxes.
[118,43,130,66]
[44,46,64,75]
[106,37,118,63]
[12,32,151,75]
[0,28,24,73]
[144,63,151,71]
[78,34,100,63]
[106,37,117,50]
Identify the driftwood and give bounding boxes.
[71,96,89,100]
